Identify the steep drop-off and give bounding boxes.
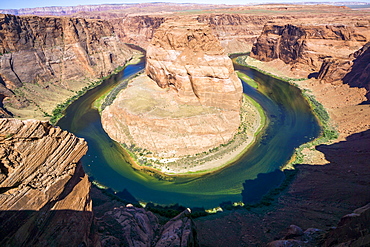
[251,24,370,72]
[318,42,370,100]
[102,20,243,161]
[0,14,138,119]
[251,23,370,100]
[0,118,94,246]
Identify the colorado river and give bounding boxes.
[58,56,320,209]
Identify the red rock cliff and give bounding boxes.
[0,14,138,118]
[146,20,242,110]
[0,118,95,246]
[251,24,370,72]
[102,20,243,159]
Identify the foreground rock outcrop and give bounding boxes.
[0,14,138,119]
[0,119,94,246]
[266,203,370,247]
[97,205,198,247]
[102,20,243,159]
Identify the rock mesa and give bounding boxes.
[102,20,242,157]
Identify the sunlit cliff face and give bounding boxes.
[101,19,243,158]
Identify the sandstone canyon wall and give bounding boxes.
[252,24,370,71]
[0,118,95,246]
[0,14,138,119]
[102,20,243,158]
[251,23,370,99]
[145,20,242,110]
[318,42,370,100]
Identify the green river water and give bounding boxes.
[58,57,320,209]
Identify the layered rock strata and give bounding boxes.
[0,118,94,246]
[251,23,370,100]
[0,14,137,119]
[102,20,242,158]
[317,42,370,100]
[145,20,242,110]
[251,24,370,73]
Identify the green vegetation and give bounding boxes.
[49,78,105,124]
[5,133,14,139]
[235,55,307,82]
[49,56,142,124]
[235,53,338,167]
[236,71,258,89]
[123,94,266,175]
[291,92,338,165]
[99,70,144,112]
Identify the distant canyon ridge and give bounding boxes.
[1,4,370,120]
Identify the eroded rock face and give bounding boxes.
[146,20,242,110]
[324,203,370,247]
[251,24,370,73]
[0,14,137,118]
[0,118,94,246]
[102,20,242,158]
[251,23,370,100]
[98,205,198,247]
[318,42,370,100]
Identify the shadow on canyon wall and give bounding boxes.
[195,129,370,247]
[0,209,94,247]
[305,128,370,206]
[1,130,369,247]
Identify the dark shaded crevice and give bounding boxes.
[125,43,146,55]
[8,54,23,85]
[0,182,22,194]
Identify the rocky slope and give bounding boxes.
[97,205,198,246]
[102,20,243,159]
[110,15,166,49]
[196,14,289,54]
[267,202,370,246]
[145,20,242,110]
[251,23,370,72]
[0,14,138,119]
[0,118,199,246]
[318,42,370,100]
[0,118,94,246]
[251,23,370,99]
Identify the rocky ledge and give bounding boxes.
[0,118,94,246]
[102,20,244,161]
[97,205,198,246]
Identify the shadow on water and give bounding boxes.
[58,57,321,208]
[241,169,285,204]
